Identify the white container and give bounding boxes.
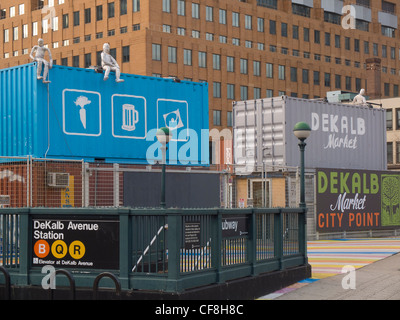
[233,96,387,173]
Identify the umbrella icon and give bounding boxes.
[74,96,92,129]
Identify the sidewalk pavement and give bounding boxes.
[275,251,400,300]
[258,238,400,300]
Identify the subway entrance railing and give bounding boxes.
[0,207,307,294]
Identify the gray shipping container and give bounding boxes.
[233,96,387,173]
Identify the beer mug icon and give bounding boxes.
[122,104,139,131]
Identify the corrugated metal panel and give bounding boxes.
[0,63,209,165]
[0,63,46,157]
[233,96,387,172]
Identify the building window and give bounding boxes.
[108,2,115,18]
[3,29,9,43]
[133,0,140,12]
[120,0,127,15]
[382,26,395,38]
[324,73,331,87]
[281,22,287,37]
[345,37,350,50]
[42,19,49,34]
[345,76,352,91]
[257,0,277,9]
[303,27,309,42]
[19,4,25,15]
[227,56,234,72]
[96,5,103,21]
[213,82,221,98]
[314,30,320,44]
[325,32,330,46]
[292,3,310,17]
[240,59,248,74]
[395,108,400,129]
[396,142,400,164]
[183,49,192,65]
[388,142,393,164]
[253,61,261,76]
[84,53,91,68]
[168,46,176,63]
[227,84,235,100]
[269,20,276,34]
[163,24,171,32]
[232,12,239,27]
[292,25,298,39]
[218,9,226,24]
[63,14,69,28]
[384,83,390,96]
[373,43,378,56]
[258,18,265,32]
[266,63,273,78]
[213,54,221,70]
[177,0,185,16]
[13,27,18,41]
[245,15,252,30]
[290,67,297,82]
[198,51,206,68]
[333,35,340,48]
[387,109,393,130]
[335,75,341,88]
[23,24,28,38]
[152,44,161,61]
[382,1,396,13]
[163,0,171,12]
[355,78,361,92]
[382,45,387,58]
[240,86,248,100]
[85,8,91,24]
[122,46,130,62]
[192,3,199,19]
[364,41,369,54]
[206,6,213,22]
[213,110,221,126]
[73,55,79,68]
[278,65,285,80]
[302,69,309,84]
[73,11,80,26]
[313,71,320,85]
[227,112,233,127]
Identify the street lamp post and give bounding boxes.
[293,122,311,264]
[156,127,172,209]
[293,122,311,208]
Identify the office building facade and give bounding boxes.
[0,0,399,132]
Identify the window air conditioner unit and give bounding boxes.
[47,172,69,188]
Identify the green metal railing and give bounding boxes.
[0,207,307,293]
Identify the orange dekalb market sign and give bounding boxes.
[32,215,119,269]
[316,168,400,232]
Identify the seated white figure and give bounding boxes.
[101,43,124,83]
[30,38,53,84]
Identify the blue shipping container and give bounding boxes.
[0,63,209,165]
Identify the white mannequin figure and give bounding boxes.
[353,88,367,105]
[101,43,124,82]
[30,38,53,84]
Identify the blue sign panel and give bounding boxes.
[44,65,209,165]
